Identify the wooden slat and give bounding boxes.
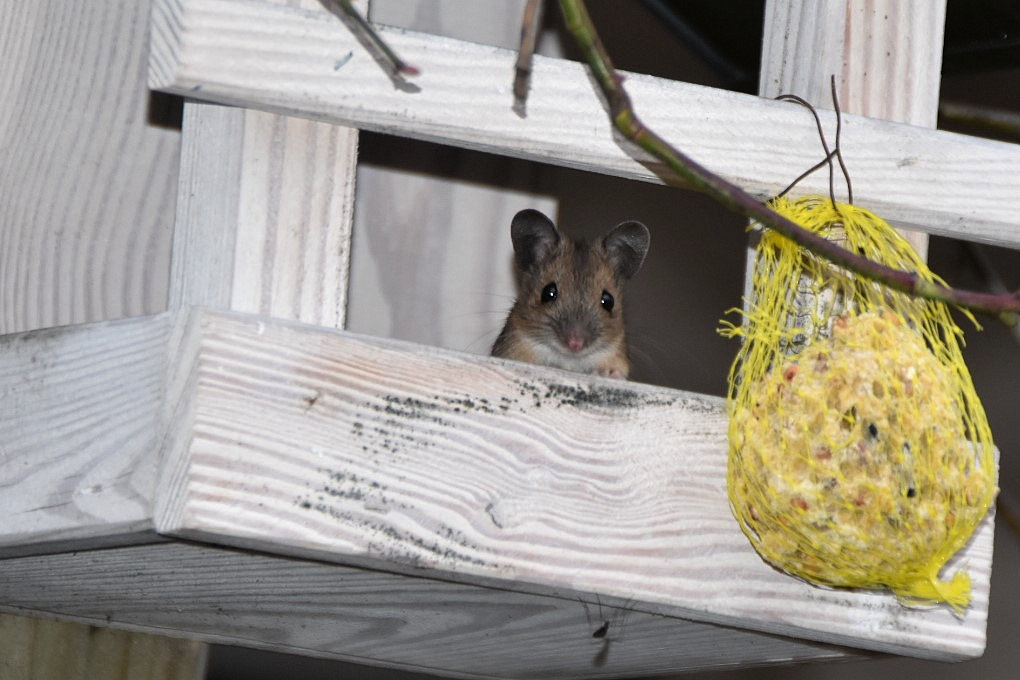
[0,314,171,554]
[171,103,358,328]
[153,307,993,661]
[0,542,852,680]
[148,0,1020,247]
[0,0,179,335]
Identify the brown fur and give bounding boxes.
[491,210,649,379]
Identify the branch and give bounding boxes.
[557,0,1020,323]
[320,0,420,81]
[939,100,1020,143]
[513,0,546,117]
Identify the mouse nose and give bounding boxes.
[566,334,586,352]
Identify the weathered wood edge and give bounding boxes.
[0,542,857,680]
[0,314,172,554]
[148,0,1020,247]
[152,307,993,661]
[0,311,846,677]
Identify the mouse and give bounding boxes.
[491,209,650,379]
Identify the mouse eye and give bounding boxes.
[540,282,558,304]
[600,290,615,313]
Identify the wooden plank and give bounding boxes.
[168,103,248,312]
[759,0,948,256]
[154,307,993,660]
[148,0,1020,248]
[171,103,358,328]
[0,542,852,679]
[0,612,207,680]
[0,314,171,555]
[170,0,360,327]
[0,0,179,335]
[348,0,558,354]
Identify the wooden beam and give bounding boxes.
[154,307,993,661]
[0,309,996,673]
[170,90,359,329]
[0,542,852,679]
[148,0,1020,248]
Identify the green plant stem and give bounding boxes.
[558,0,1020,323]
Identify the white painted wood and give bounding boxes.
[760,1,945,127]
[170,0,361,328]
[0,314,171,554]
[0,0,179,335]
[149,0,1020,248]
[759,0,947,255]
[153,308,993,660]
[170,103,358,327]
[169,103,247,311]
[349,0,557,355]
[0,542,854,679]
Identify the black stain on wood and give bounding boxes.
[512,378,688,412]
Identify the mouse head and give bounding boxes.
[508,208,649,359]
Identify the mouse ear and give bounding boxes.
[603,221,650,279]
[510,209,561,271]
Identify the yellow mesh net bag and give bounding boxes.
[721,195,998,612]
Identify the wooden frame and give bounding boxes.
[0,307,995,675]
[150,0,1020,249]
[1,0,1013,677]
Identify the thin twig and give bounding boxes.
[774,81,854,208]
[321,0,420,80]
[513,0,545,117]
[557,0,1020,322]
[830,76,853,205]
[965,243,1020,346]
[774,94,836,202]
[775,151,838,200]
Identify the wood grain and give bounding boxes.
[759,0,948,255]
[0,542,852,679]
[0,314,170,554]
[171,104,358,328]
[0,0,180,335]
[149,0,1020,247]
[170,0,360,331]
[760,0,945,127]
[154,308,993,660]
